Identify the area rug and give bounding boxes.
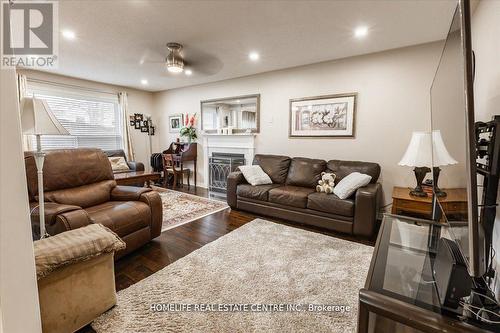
[92,219,373,332]
[152,187,229,231]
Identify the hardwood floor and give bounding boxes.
[79,185,376,332]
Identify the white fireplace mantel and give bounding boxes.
[202,134,256,188]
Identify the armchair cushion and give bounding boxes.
[43,180,116,208]
[86,201,151,237]
[111,185,151,201]
[34,223,125,279]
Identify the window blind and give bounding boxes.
[26,83,123,151]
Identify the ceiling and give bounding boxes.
[41,0,458,92]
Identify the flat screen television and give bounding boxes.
[430,0,486,278]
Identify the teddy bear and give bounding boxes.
[316,172,336,194]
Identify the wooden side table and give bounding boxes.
[391,186,467,220]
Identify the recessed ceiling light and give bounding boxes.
[62,29,76,40]
[249,52,260,61]
[354,26,368,38]
[236,100,241,103]
[185,69,193,76]
[140,79,148,85]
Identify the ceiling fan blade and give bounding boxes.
[182,47,223,76]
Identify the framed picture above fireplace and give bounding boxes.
[289,93,357,138]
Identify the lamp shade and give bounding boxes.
[20,97,69,135]
[398,131,432,167]
[398,130,457,167]
[432,130,458,166]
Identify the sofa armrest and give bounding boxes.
[139,191,163,239]
[110,185,151,201]
[30,202,83,238]
[226,171,247,208]
[127,161,145,172]
[353,183,382,237]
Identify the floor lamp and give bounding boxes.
[20,97,69,238]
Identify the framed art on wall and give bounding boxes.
[289,93,357,138]
[169,114,184,132]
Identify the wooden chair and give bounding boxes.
[162,153,191,189]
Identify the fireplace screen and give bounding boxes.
[209,153,245,193]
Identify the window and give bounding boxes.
[26,83,123,151]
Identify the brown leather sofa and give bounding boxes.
[25,148,162,258]
[227,154,382,238]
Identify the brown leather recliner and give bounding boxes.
[25,148,162,258]
[227,154,382,238]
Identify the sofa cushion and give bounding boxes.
[333,172,372,199]
[238,165,273,186]
[108,156,130,173]
[44,180,116,208]
[85,201,151,237]
[268,186,315,208]
[286,157,326,188]
[253,154,291,184]
[307,192,354,217]
[237,184,281,201]
[327,160,380,184]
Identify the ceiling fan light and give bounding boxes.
[166,42,184,73]
[167,64,184,73]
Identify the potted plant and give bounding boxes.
[180,113,197,144]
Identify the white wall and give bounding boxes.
[472,0,500,299]
[17,69,155,171]
[0,69,42,332]
[152,42,443,204]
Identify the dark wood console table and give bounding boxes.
[358,214,495,332]
[114,171,161,187]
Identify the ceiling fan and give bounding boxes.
[165,42,185,73]
[141,42,223,77]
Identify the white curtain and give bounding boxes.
[16,74,31,151]
[118,92,135,160]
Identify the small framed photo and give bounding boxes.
[134,121,141,129]
[141,126,149,133]
[134,113,143,121]
[169,114,184,132]
[289,93,357,138]
[149,126,155,136]
[129,115,135,126]
[142,120,149,127]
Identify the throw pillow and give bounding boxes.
[108,157,130,172]
[239,165,273,186]
[333,172,372,199]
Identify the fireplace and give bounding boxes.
[202,133,256,191]
[209,153,245,194]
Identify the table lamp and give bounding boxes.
[430,130,458,197]
[20,97,69,238]
[398,131,457,197]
